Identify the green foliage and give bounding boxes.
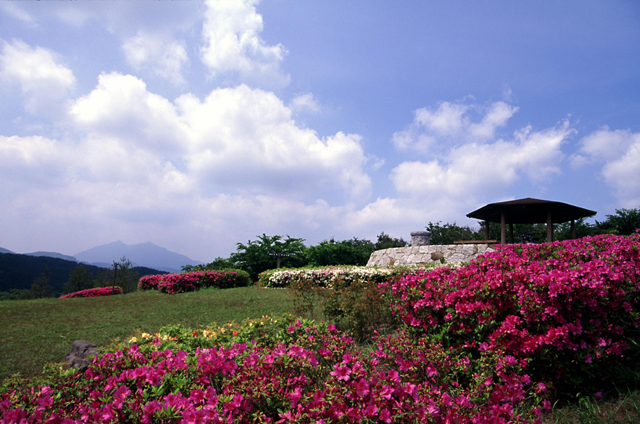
[62,264,95,294]
[23,267,55,299]
[373,231,408,249]
[427,221,480,244]
[182,256,236,272]
[231,234,307,280]
[603,208,640,235]
[0,289,29,301]
[304,238,372,266]
[321,275,400,341]
[94,257,139,294]
[284,267,411,341]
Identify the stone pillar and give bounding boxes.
[411,231,430,246]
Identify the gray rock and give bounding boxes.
[65,340,99,372]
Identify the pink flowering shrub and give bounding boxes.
[385,233,640,389]
[0,315,545,423]
[138,270,251,294]
[59,286,123,299]
[137,274,164,291]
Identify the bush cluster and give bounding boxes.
[385,232,640,393]
[258,266,404,289]
[59,286,123,299]
[138,270,251,294]
[1,315,544,423]
[261,265,450,340]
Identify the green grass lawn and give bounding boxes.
[0,286,294,380]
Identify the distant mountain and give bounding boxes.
[24,251,78,262]
[0,247,14,254]
[74,241,202,273]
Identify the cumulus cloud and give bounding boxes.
[575,127,640,207]
[0,39,76,115]
[200,0,289,87]
[122,31,189,84]
[69,74,370,199]
[70,72,187,158]
[392,121,571,200]
[343,100,576,237]
[392,99,519,152]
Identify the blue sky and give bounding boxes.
[1,0,639,262]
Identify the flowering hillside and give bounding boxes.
[1,233,639,423]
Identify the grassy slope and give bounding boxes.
[0,286,293,380]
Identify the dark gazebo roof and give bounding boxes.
[467,198,596,224]
[466,198,597,244]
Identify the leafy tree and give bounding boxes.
[427,221,478,245]
[603,208,640,235]
[182,257,236,272]
[94,257,139,294]
[305,238,375,267]
[429,221,548,244]
[24,267,55,299]
[373,232,407,250]
[554,218,601,241]
[231,235,306,280]
[63,264,95,294]
[0,289,30,301]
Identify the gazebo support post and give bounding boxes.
[571,219,576,239]
[501,212,506,245]
[547,211,553,242]
[485,221,490,240]
[509,223,514,244]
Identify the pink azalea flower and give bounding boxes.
[330,364,352,381]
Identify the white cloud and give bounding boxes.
[290,93,320,113]
[66,72,370,200]
[0,67,373,257]
[122,31,189,84]
[176,84,369,199]
[200,0,289,87]
[0,3,36,26]
[352,100,575,235]
[0,39,76,115]
[392,99,519,152]
[576,127,640,207]
[70,72,187,157]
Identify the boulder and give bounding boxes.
[65,340,99,371]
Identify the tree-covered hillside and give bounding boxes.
[0,253,164,295]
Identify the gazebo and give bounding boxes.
[467,198,597,244]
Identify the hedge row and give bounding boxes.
[59,286,123,299]
[258,265,408,289]
[138,269,251,294]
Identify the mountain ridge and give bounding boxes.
[74,241,203,273]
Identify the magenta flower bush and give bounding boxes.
[60,286,123,299]
[0,316,544,423]
[138,270,251,294]
[384,233,640,389]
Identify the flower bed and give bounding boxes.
[59,286,123,299]
[258,265,412,289]
[0,315,543,423]
[138,270,251,294]
[385,233,640,389]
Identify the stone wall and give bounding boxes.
[366,244,494,267]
